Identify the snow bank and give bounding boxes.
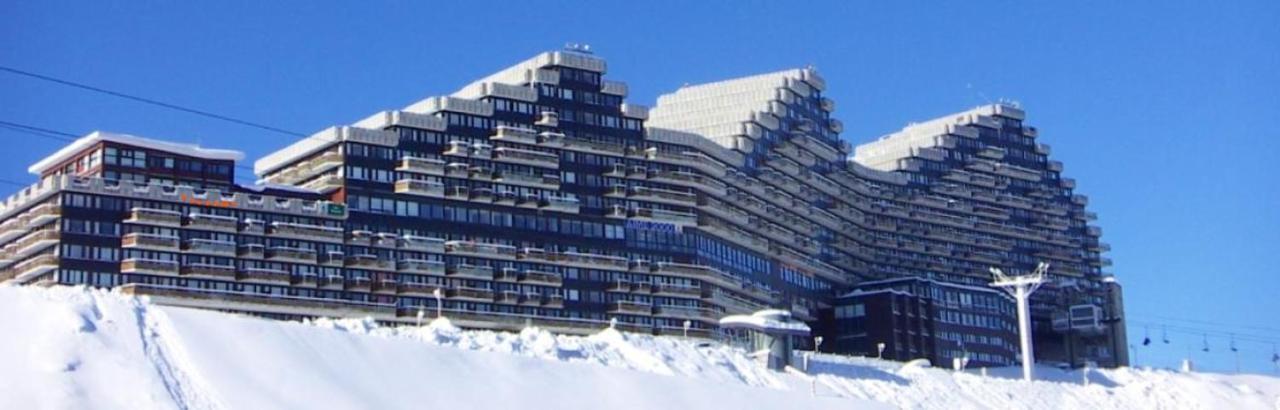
[1,285,1278,410]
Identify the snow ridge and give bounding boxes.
[2,285,1278,410]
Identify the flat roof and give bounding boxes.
[28,131,244,175]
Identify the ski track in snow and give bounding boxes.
[2,285,1279,410]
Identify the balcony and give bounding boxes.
[554,251,629,271]
[237,244,265,259]
[240,267,291,285]
[371,276,400,294]
[24,203,61,227]
[8,230,65,261]
[399,235,445,253]
[629,186,698,206]
[300,174,343,193]
[493,171,559,189]
[346,254,394,271]
[539,196,580,213]
[535,111,558,127]
[518,270,562,286]
[648,170,728,195]
[9,253,60,279]
[269,222,344,243]
[121,233,180,251]
[241,219,266,235]
[445,240,518,260]
[654,306,720,323]
[495,290,522,304]
[644,148,728,177]
[345,276,372,292]
[120,258,179,275]
[397,259,445,275]
[179,263,236,280]
[320,274,346,289]
[447,286,495,302]
[397,280,441,296]
[266,246,318,263]
[185,212,238,232]
[492,147,559,168]
[397,156,447,176]
[291,273,319,287]
[183,238,237,256]
[543,294,564,308]
[490,126,539,144]
[395,179,445,198]
[651,283,703,298]
[608,301,653,315]
[125,208,182,227]
[629,207,697,226]
[446,263,494,280]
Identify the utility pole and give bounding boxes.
[990,262,1049,382]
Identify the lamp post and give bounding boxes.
[432,288,443,319]
[989,262,1049,382]
[876,342,886,360]
[683,320,692,338]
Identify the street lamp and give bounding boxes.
[876,342,886,360]
[990,262,1049,382]
[432,288,444,319]
[683,320,692,338]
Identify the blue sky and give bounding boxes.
[4,1,1277,374]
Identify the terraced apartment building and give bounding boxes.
[0,50,1126,368]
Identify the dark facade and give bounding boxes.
[823,278,1017,368]
[0,50,1125,367]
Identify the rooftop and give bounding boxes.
[27,131,244,175]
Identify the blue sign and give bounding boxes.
[625,220,682,233]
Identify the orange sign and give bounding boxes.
[179,194,237,208]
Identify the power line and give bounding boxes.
[0,65,306,138]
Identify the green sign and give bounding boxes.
[327,203,346,216]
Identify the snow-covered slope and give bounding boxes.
[2,285,1277,410]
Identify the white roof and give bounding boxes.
[28,131,244,175]
[719,309,811,336]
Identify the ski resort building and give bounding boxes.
[0,50,1126,368]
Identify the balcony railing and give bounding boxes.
[183,239,237,256]
[125,208,182,226]
[518,270,562,286]
[492,147,559,168]
[447,286,495,301]
[399,235,445,252]
[178,263,237,279]
[266,246,318,263]
[397,157,447,175]
[444,240,518,259]
[395,179,445,198]
[651,283,703,298]
[446,264,494,280]
[608,301,654,315]
[397,259,445,275]
[120,258,179,275]
[121,233,180,251]
[269,222,344,242]
[185,212,238,232]
[653,306,720,322]
[239,267,291,284]
[346,255,394,271]
[630,207,697,226]
[554,251,629,271]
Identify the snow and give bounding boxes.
[2,285,1278,410]
[27,131,244,175]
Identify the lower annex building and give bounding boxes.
[0,50,1126,368]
